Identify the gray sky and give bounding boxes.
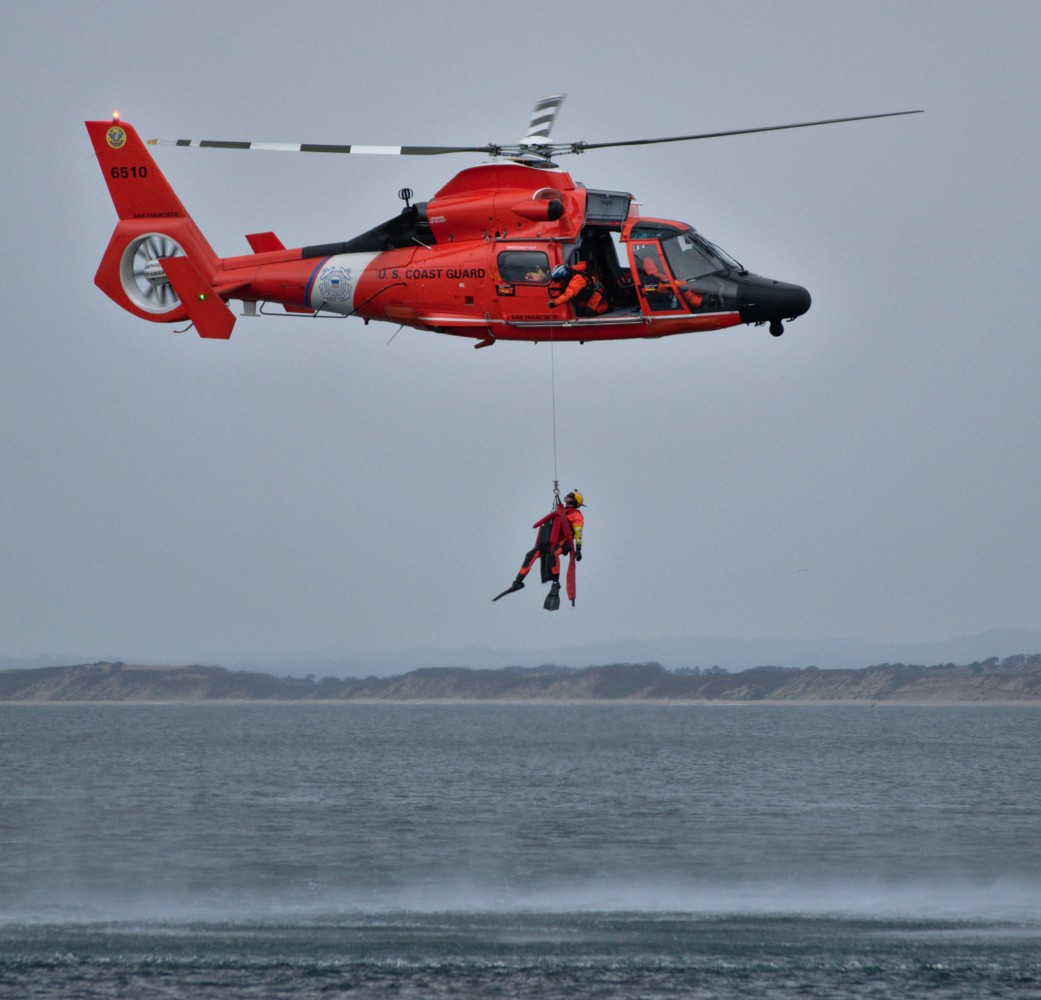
[1,1,1039,666]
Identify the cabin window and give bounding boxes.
[497,251,550,284]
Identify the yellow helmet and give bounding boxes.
[566,490,584,507]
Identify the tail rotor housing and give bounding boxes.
[119,233,186,314]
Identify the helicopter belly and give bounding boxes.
[494,310,742,342]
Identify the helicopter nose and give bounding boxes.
[736,276,812,328]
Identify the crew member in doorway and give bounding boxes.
[547,263,609,315]
[494,491,585,611]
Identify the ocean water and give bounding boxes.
[1,703,1038,998]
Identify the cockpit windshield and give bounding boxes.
[661,230,727,280]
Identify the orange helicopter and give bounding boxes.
[85,97,919,345]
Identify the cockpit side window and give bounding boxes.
[497,251,550,284]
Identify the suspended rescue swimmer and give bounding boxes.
[494,491,585,611]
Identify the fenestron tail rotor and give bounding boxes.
[147,102,922,169]
[120,233,185,314]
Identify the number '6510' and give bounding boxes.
[110,166,148,179]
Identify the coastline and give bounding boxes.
[3,659,1040,705]
[4,699,1039,706]
[4,657,1036,707]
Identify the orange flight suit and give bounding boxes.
[550,261,609,314]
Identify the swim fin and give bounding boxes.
[493,576,525,602]
[543,581,561,611]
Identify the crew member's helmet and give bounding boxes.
[566,490,584,507]
[551,264,572,282]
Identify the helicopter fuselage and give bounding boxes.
[222,163,810,344]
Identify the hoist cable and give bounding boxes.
[550,327,560,506]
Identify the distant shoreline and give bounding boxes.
[4,699,1039,707]
[2,658,1039,704]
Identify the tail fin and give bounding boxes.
[86,119,228,334]
[86,120,192,222]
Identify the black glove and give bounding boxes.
[547,300,557,308]
[575,544,582,562]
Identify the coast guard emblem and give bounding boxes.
[318,266,351,303]
[106,126,127,149]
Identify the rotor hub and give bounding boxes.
[142,258,168,287]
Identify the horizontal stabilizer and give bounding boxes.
[245,231,286,253]
[161,256,236,340]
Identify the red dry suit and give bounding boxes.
[516,503,583,604]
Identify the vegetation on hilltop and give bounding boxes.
[1,656,1039,702]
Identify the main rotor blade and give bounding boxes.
[569,110,923,152]
[147,109,922,163]
[147,138,498,156]
[520,93,565,147]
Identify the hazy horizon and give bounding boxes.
[6,624,1041,678]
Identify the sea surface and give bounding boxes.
[1,703,1038,998]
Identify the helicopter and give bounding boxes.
[85,97,920,345]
